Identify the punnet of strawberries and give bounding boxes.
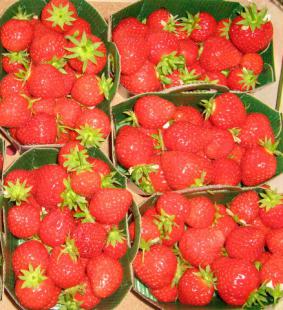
[2,144,136,310]
[0,0,115,147]
[132,188,283,308]
[113,92,283,194]
[111,1,274,94]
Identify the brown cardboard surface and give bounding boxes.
[0,0,283,309]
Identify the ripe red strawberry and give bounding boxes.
[227,67,258,91]
[179,228,225,267]
[1,17,33,51]
[240,53,264,75]
[35,164,68,206]
[250,217,270,237]
[87,254,123,298]
[239,113,274,148]
[65,17,91,37]
[201,93,247,129]
[71,170,101,198]
[185,196,215,228]
[0,95,31,128]
[151,285,178,303]
[0,73,30,98]
[164,122,205,153]
[216,18,231,40]
[39,207,75,247]
[212,158,241,186]
[227,144,246,164]
[8,203,40,239]
[256,252,272,266]
[129,216,160,242]
[229,4,273,53]
[178,267,215,306]
[173,106,203,126]
[2,51,29,73]
[72,222,107,258]
[33,98,55,116]
[33,20,55,38]
[62,63,77,93]
[41,0,78,33]
[201,71,228,86]
[266,229,283,255]
[215,258,260,306]
[133,244,177,289]
[144,207,158,219]
[54,97,81,128]
[15,267,61,310]
[200,37,242,71]
[16,113,57,145]
[179,38,198,66]
[213,204,237,238]
[48,241,85,289]
[27,64,67,99]
[162,70,183,89]
[133,95,176,129]
[12,240,49,278]
[89,158,111,176]
[230,190,259,224]
[120,60,162,94]
[90,188,132,224]
[103,226,128,259]
[115,125,154,169]
[260,255,283,285]
[187,61,205,77]
[146,8,172,32]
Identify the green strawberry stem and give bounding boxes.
[171,257,190,287]
[4,180,32,205]
[48,56,68,74]
[60,237,80,262]
[200,97,216,119]
[238,4,269,32]
[119,111,139,127]
[229,127,242,143]
[213,203,224,225]
[154,209,178,240]
[151,129,165,152]
[75,124,105,148]
[106,226,126,247]
[74,205,95,223]
[2,50,30,69]
[260,138,283,156]
[101,172,122,188]
[46,2,76,31]
[63,146,93,173]
[194,265,217,289]
[259,188,283,211]
[13,6,33,20]
[239,68,259,90]
[99,73,113,100]
[191,171,207,188]
[162,14,178,33]
[179,12,201,36]
[19,265,47,289]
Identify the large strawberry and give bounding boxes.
[0,73,30,98]
[173,106,203,126]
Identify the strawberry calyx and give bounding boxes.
[20,94,40,110]
[154,209,178,240]
[58,284,85,309]
[4,179,32,205]
[65,32,104,73]
[46,2,76,31]
[98,73,113,101]
[171,257,190,287]
[120,111,139,127]
[200,97,216,119]
[13,6,33,21]
[191,171,207,188]
[47,56,68,74]
[202,75,219,85]
[63,146,93,173]
[180,67,200,84]
[74,205,95,223]
[259,188,282,212]
[213,204,225,225]
[15,63,32,84]
[254,260,263,271]
[106,226,126,247]
[19,264,47,289]
[238,4,269,32]
[60,237,80,262]
[129,164,159,194]
[75,124,105,148]
[179,12,201,36]
[238,68,258,90]
[219,19,231,39]
[139,237,159,263]
[194,265,216,289]
[259,138,283,156]
[229,127,242,143]
[151,129,165,152]
[2,50,30,69]
[101,172,122,189]
[156,52,185,82]
[162,14,179,33]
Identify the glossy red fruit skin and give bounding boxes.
[240,53,264,75]
[33,98,56,116]
[201,71,228,86]
[65,17,91,37]
[259,203,283,229]
[151,285,178,303]
[133,245,177,289]
[146,8,171,32]
[250,217,271,237]
[89,158,111,176]
[190,12,217,42]
[39,208,75,247]
[87,254,123,298]
[162,217,184,247]
[178,268,214,306]
[266,229,283,254]
[260,255,283,286]
[230,191,259,224]
[54,97,81,128]
[74,277,101,309]
[103,238,128,260]
[212,158,241,186]
[229,16,273,53]
[72,222,107,258]
[214,212,237,238]
[228,144,246,165]
[179,38,198,65]
[129,216,160,242]
[2,56,26,74]
[12,240,49,278]
[0,73,30,98]
[227,67,253,91]
[173,106,203,126]
[71,170,101,198]
[15,277,61,310]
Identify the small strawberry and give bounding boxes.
[240,53,264,75]
[227,67,258,91]
[173,106,203,126]
[87,254,123,298]
[71,170,101,198]
[103,226,128,259]
[216,18,231,40]
[146,8,173,32]
[2,50,30,73]
[212,158,241,186]
[179,38,198,66]
[54,97,81,128]
[260,255,283,286]
[266,229,283,255]
[0,73,29,98]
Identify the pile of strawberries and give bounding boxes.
[114,93,280,194]
[3,141,133,309]
[113,4,273,94]
[0,0,112,146]
[132,189,283,307]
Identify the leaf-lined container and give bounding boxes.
[0,0,120,152]
[111,85,283,196]
[1,147,141,310]
[109,0,275,96]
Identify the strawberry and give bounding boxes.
[103,226,128,259]
[58,142,88,171]
[227,144,246,164]
[162,70,183,88]
[146,8,172,32]
[54,97,81,128]
[27,64,67,99]
[39,207,75,247]
[250,217,270,237]
[48,240,85,289]
[0,95,31,128]
[240,53,264,75]
[180,12,217,42]
[65,17,91,37]
[133,245,177,289]
[179,39,198,66]
[255,252,272,266]
[200,37,242,71]
[15,266,61,310]
[239,113,274,148]
[230,190,259,224]
[179,228,225,267]
[90,188,132,225]
[12,240,49,278]
[151,285,178,303]
[143,207,158,219]
[71,170,101,198]
[212,158,241,186]
[32,98,56,116]
[87,254,123,298]
[133,95,176,129]
[201,93,247,129]
[2,50,29,73]
[71,74,112,107]
[41,0,78,33]
[215,258,260,305]
[115,125,154,169]
[33,20,55,39]
[0,73,30,98]
[120,60,162,94]
[173,106,203,126]
[178,266,215,306]
[216,18,231,40]
[129,216,160,242]
[8,203,40,239]
[72,222,107,258]
[227,67,258,91]
[164,122,205,153]
[260,255,283,286]
[89,158,111,176]
[229,4,273,53]
[201,71,228,86]
[185,196,215,228]
[213,204,237,238]
[35,164,68,206]
[266,229,283,255]
[186,61,205,77]
[16,113,57,145]
[226,227,265,262]
[62,63,77,94]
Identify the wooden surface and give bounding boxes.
[1,0,283,309]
